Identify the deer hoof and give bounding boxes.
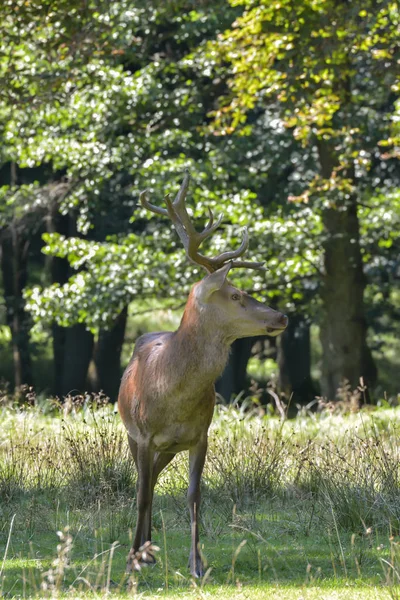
[189,552,204,578]
[126,541,159,573]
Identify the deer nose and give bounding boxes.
[279,314,289,327]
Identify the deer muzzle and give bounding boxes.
[265,313,288,334]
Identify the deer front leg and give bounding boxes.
[127,441,155,572]
[188,439,207,578]
[146,452,176,542]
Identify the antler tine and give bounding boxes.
[141,173,265,274]
[139,174,212,271]
[172,169,191,210]
[202,209,224,236]
[211,227,249,265]
[206,228,266,272]
[140,190,169,217]
[172,174,222,241]
[164,194,190,254]
[206,207,214,228]
[230,259,266,271]
[167,172,225,272]
[185,208,225,272]
[170,170,197,237]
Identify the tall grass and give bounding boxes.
[2,399,400,526]
[2,397,400,596]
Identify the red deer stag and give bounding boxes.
[118,172,288,577]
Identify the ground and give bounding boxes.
[1,400,400,598]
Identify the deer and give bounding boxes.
[118,171,288,577]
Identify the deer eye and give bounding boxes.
[231,293,240,301]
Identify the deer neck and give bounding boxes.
[173,299,231,384]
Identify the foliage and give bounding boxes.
[0,0,400,399]
[211,1,399,143]
[1,0,252,331]
[17,0,399,329]
[24,184,268,329]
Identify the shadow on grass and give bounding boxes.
[0,494,391,598]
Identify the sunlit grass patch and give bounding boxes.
[1,518,397,598]
[2,401,400,597]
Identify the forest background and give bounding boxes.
[1,0,399,407]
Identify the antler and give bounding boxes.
[140,170,265,274]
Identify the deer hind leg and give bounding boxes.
[127,434,138,467]
[126,440,155,572]
[188,440,207,578]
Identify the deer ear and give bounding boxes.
[196,262,232,303]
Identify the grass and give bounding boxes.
[2,398,400,598]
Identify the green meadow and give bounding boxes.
[1,400,400,599]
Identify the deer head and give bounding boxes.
[140,171,288,341]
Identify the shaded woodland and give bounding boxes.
[0,0,399,405]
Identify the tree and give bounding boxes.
[208,0,400,398]
[1,0,246,395]
[2,0,399,402]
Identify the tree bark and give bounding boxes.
[92,306,128,402]
[0,162,33,393]
[46,210,97,399]
[0,228,33,391]
[46,210,70,396]
[318,141,376,400]
[60,323,94,397]
[277,315,316,405]
[216,337,254,402]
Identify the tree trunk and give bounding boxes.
[46,211,70,396]
[92,306,128,402]
[277,315,316,405]
[1,162,33,394]
[60,323,94,397]
[45,210,96,399]
[318,141,376,400]
[0,228,33,391]
[216,337,254,402]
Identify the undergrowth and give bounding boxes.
[1,397,400,597]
